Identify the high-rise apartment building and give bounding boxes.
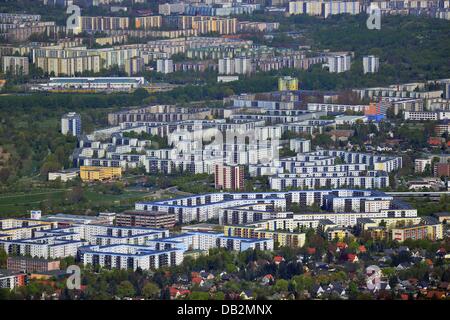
[363,55,380,74]
[134,16,162,30]
[326,54,351,73]
[2,56,29,75]
[124,56,145,76]
[289,1,360,18]
[61,112,82,136]
[157,59,174,74]
[219,57,252,75]
[214,164,245,191]
[36,55,101,76]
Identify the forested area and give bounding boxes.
[0,89,150,187]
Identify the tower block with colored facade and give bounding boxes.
[364,101,386,121]
[214,164,244,191]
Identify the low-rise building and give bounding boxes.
[0,270,27,290]
[80,166,122,181]
[2,56,29,75]
[48,169,79,182]
[432,212,450,224]
[278,76,299,91]
[224,225,306,248]
[326,226,354,241]
[217,236,274,251]
[34,77,146,92]
[6,257,60,273]
[391,217,443,242]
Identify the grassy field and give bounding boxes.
[0,189,68,217]
[0,187,153,217]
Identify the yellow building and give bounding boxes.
[391,223,443,242]
[80,166,122,182]
[135,16,162,30]
[326,227,353,241]
[223,225,305,248]
[278,76,299,91]
[36,55,101,77]
[366,226,388,240]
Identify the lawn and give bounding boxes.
[0,189,68,217]
[0,187,152,217]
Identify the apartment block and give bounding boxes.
[434,162,450,177]
[61,112,82,137]
[289,139,311,153]
[2,56,29,75]
[116,210,176,228]
[218,57,252,75]
[0,271,27,290]
[289,1,360,17]
[325,54,351,73]
[278,76,299,91]
[157,59,174,74]
[80,166,122,181]
[217,236,274,251]
[224,225,306,248]
[135,16,162,30]
[0,218,55,241]
[124,56,145,76]
[6,256,60,273]
[75,16,130,34]
[414,158,432,173]
[6,22,59,42]
[214,164,245,191]
[363,55,380,74]
[36,55,101,76]
[159,2,186,15]
[391,218,443,242]
[80,245,184,271]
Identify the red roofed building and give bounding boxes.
[426,291,446,299]
[169,287,190,299]
[347,253,359,263]
[274,256,284,264]
[337,242,348,250]
[428,137,444,146]
[263,274,274,281]
[79,285,88,292]
[191,277,204,286]
[307,247,316,255]
[261,274,274,285]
